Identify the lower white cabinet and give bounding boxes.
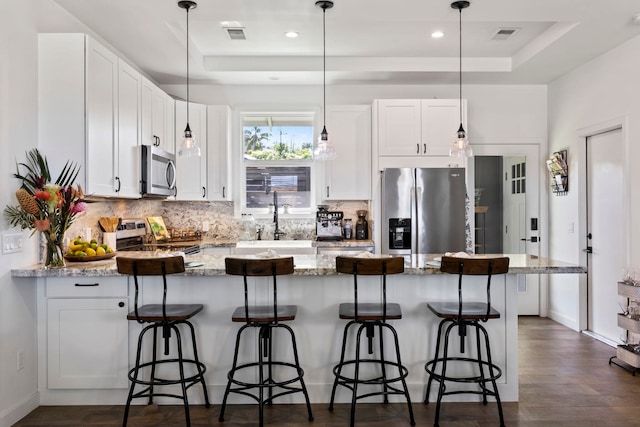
[45,278,129,389]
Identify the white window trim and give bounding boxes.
[232,106,322,220]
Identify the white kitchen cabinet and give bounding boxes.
[38,33,141,198]
[142,77,175,154]
[375,99,465,157]
[45,277,129,389]
[207,105,232,200]
[175,100,208,200]
[320,105,372,200]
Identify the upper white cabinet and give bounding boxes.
[207,105,232,201]
[142,77,175,154]
[38,33,142,198]
[175,100,208,200]
[375,99,466,157]
[320,105,372,200]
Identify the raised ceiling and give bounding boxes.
[54,0,640,85]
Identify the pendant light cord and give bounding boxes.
[186,5,190,125]
[458,5,462,127]
[322,5,326,128]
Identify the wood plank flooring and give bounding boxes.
[13,317,640,426]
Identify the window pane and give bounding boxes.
[243,115,313,160]
[245,166,311,208]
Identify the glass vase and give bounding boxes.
[44,230,66,268]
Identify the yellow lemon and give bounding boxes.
[96,246,106,256]
[85,247,96,256]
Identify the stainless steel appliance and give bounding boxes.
[382,168,466,255]
[116,218,200,254]
[140,145,177,197]
[316,210,344,241]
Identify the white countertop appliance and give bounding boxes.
[316,210,344,241]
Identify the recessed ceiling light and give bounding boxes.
[285,31,299,38]
[431,31,444,38]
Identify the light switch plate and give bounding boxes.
[2,232,24,254]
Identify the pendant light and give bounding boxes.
[177,0,200,158]
[449,1,473,158]
[313,0,336,160]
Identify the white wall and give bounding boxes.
[548,34,640,330]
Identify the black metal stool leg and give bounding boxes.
[171,324,191,427]
[148,324,160,405]
[385,323,415,426]
[424,318,448,404]
[434,322,457,427]
[282,324,314,421]
[474,322,489,405]
[258,326,266,427]
[185,320,210,407]
[479,323,506,427]
[219,324,249,422]
[378,322,389,404]
[329,320,356,411]
[350,323,367,427]
[123,323,153,427]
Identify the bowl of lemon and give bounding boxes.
[64,237,116,262]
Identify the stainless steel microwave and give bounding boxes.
[140,145,176,197]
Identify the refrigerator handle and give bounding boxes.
[414,184,423,255]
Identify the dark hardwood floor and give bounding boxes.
[13,317,640,426]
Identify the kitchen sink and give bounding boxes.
[233,240,315,255]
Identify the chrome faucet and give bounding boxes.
[273,191,285,240]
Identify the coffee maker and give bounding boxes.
[316,209,344,241]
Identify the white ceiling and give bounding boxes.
[54,0,640,86]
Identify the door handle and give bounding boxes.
[520,237,538,243]
[583,246,593,253]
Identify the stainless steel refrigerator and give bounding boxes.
[381,168,467,255]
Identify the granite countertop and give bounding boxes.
[198,239,374,249]
[11,253,586,278]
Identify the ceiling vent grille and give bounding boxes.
[226,28,246,40]
[491,27,519,41]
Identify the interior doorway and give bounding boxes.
[585,128,625,343]
[470,144,543,316]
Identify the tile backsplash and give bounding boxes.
[67,199,371,243]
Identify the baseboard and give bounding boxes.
[548,309,579,331]
[0,392,39,427]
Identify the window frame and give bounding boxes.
[233,108,320,219]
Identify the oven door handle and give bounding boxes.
[166,160,177,190]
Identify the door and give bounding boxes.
[376,99,421,156]
[587,128,624,342]
[116,60,141,198]
[503,156,540,315]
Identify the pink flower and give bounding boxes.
[34,218,51,231]
[70,202,87,213]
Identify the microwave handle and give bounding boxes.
[166,160,177,189]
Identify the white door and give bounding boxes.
[587,128,624,342]
[503,156,540,315]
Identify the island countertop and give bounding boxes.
[11,253,586,278]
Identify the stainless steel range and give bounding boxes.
[116,219,201,255]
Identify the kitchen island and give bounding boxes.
[12,254,585,406]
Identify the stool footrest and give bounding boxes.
[332,359,409,385]
[425,357,502,383]
[226,361,305,389]
[128,358,207,386]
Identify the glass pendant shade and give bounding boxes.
[178,122,200,157]
[313,126,336,160]
[449,123,473,158]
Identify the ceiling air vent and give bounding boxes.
[491,27,520,41]
[226,28,246,40]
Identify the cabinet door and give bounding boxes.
[376,99,421,156]
[164,95,176,154]
[322,105,371,200]
[85,37,118,196]
[421,99,465,156]
[116,60,141,198]
[47,298,129,389]
[207,105,231,200]
[175,101,207,200]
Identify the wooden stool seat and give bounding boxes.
[231,305,297,323]
[427,302,500,320]
[339,302,402,320]
[126,303,204,322]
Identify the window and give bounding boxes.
[241,113,315,212]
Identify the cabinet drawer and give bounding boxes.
[46,277,127,298]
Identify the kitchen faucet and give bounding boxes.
[273,191,285,240]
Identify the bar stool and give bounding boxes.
[329,256,415,427]
[116,256,210,427]
[424,256,509,427]
[219,256,313,427]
